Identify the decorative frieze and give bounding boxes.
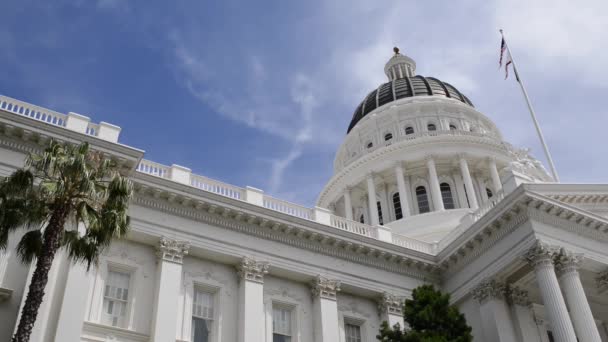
[597,270,608,293]
[157,236,190,263]
[470,279,508,303]
[554,248,583,277]
[508,286,531,307]
[378,292,404,316]
[237,257,269,283]
[311,275,341,300]
[522,241,557,268]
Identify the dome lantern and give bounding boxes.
[384,47,416,80]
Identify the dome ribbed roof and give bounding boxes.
[347,75,474,133]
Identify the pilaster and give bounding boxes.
[378,292,404,328]
[471,279,518,342]
[508,287,542,342]
[237,257,269,342]
[311,276,341,342]
[151,237,190,342]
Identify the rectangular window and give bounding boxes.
[192,288,214,342]
[102,270,130,327]
[272,306,292,342]
[376,201,383,225]
[345,323,362,342]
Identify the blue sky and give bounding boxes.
[1,0,607,206]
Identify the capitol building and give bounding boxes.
[0,49,607,342]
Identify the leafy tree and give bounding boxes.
[0,141,133,342]
[377,285,473,342]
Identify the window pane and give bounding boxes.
[272,307,292,336]
[440,183,455,209]
[192,317,210,342]
[393,193,403,220]
[345,323,362,342]
[486,188,493,198]
[405,126,414,135]
[427,124,436,131]
[193,289,214,320]
[416,186,430,213]
[376,201,383,225]
[273,334,291,342]
[102,270,130,327]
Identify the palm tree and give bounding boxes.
[0,140,133,342]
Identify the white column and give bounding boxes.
[509,287,543,342]
[426,157,444,211]
[344,188,353,221]
[237,257,269,342]
[524,242,577,342]
[366,174,380,226]
[556,251,602,342]
[311,276,341,342]
[453,173,468,209]
[395,164,411,217]
[378,293,404,328]
[471,280,518,342]
[151,237,190,342]
[477,177,489,203]
[489,158,503,192]
[459,155,479,210]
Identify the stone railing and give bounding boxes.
[0,95,121,142]
[263,196,314,220]
[136,160,171,178]
[339,129,501,170]
[471,190,505,222]
[191,174,245,200]
[392,234,437,254]
[329,215,379,239]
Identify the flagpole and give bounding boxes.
[500,29,560,182]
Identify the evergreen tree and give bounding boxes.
[377,285,473,342]
[0,141,133,342]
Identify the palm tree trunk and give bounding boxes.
[11,207,68,342]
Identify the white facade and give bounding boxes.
[0,50,607,342]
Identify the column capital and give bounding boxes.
[554,248,583,277]
[597,270,608,293]
[311,275,341,300]
[157,236,190,264]
[424,154,436,163]
[394,161,405,170]
[237,257,269,283]
[508,286,531,307]
[471,279,508,303]
[523,241,557,269]
[457,153,469,161]
[377,292,404,316]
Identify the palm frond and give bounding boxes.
[16,230,43,263]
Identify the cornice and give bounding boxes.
[131,180,439,281]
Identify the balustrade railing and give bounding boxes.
[263,196,314,220]
[190,174,245,200]
[86,123,99,137]
[329,215,379,239]
[471,190,505,222]
[0,95,67,127]
[136,160,170,178]
[391,234,436,254]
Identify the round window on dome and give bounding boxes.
[405,126,415,135]
[427,124,437,131]
[366,141,373,149]
[384,133,393,141]
[449,124,457,130]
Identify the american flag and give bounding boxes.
[499,31,519,81]
[499,37,506,68]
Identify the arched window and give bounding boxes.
[405,126,415,135]
[486,188,493,198]
[427,123,436,131]
[440,183,455,209]
[359,214,365,224]
[449,124,457,130]
[366,141,373,149]
[384,133,393,141]
[377,201,384,225]
[416,186,430,214]
[392,193,403,220]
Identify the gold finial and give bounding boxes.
[393,46,400,55]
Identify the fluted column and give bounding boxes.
[509,287,542,342]
[367,174,380,226]
[237,257,269,342]
[394,163,411,218]
[378,293,404,328]
[471,279,518,342]
[555,250,602,342]
[311,276,341,342]
[489,158,503,192]
[459,155,479,210]
[426,156,444,211]
[344,188,353,221]
[524,242,577,342]
[151,237,190,342]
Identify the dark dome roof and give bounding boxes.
[347,75,474,133]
